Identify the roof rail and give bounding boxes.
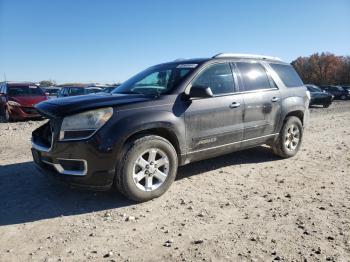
[212,53,282,62]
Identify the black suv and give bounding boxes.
[31,54,310,202]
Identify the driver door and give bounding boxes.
[184,63,244,161]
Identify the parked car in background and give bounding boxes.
[306,84,333,108]
[341,85,350,92]
[102,85,120,93]
[43,86,61,99]
[32,53,310,202]
[319,85,350,100]
[0,82,48,122]
[58,86,102,97]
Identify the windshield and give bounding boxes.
[85,88,102,94]
[112,63,196,96]
[8,85,44,97]
[333,86,344,91]
[307,85,322,92]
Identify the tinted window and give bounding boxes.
[192,63,234,95]
[8,85,44,96]
[236,62,271,91]
[270,63,303,87]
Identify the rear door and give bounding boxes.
[184,62,244,159]
[234,61,281,141]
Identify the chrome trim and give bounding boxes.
[42,158,87,176]
[31,131,54,153]
[213,53,283,62]
[186,133,279,155]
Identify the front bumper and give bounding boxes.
[31,122,116,190]
[8,105,41,120]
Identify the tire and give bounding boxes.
[115,135,178,202]
[0,108,12,123]
[272,116,303,158]
[340,95,346,100]
[323,103,330,108]
[4,108,12,122]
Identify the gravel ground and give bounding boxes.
[0,101,349,262]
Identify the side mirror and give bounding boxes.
[189,85,213,98]
[45,92,50,96]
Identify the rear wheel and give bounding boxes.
[272,116,303,158]
[323,103,330,108]
[340,95,346,100]
[115,135,178,202]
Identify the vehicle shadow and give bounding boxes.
[0,146,279,226]
[0,162,133,226]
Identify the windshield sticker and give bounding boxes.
[177,64,198,69]
[29,85,38,89]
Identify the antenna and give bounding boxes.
[3,72,6,81]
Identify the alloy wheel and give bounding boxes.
[132,148,169,192]
[284,124,300,151]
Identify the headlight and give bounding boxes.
[7,101,21,106]
[60,107,113,141]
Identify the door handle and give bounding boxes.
[229,102,241,108]
[271,97,280,102]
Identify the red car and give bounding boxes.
[0,82,48,122]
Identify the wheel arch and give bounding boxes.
[123,126,182,160]
[284,110,304,125]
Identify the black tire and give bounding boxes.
[323,103,330,108]
[115,135,178,202]
[0,108,12,123]
[340,95,346,100]
[272,116,303,158]
[3,108,12,122]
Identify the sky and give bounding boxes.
[0,0,349,84]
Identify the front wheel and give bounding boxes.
[3,108,12,122]
[323,103,330,108]
[272,116,303,158]
[340,95,346,100]
[115,135,178,202]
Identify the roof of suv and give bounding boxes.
[168,53,286,66]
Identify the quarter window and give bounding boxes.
[192,63,234,95]
[270,63,304,87]
[236,62,272,91]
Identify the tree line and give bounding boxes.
[292,52,350,86]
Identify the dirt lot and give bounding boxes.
[0,101,349,262]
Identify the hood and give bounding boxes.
[9,96,47,107]
[35,93,152,118]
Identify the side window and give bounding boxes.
[236,62,272,91]
[269,63,303,87]
[192,63,234,95]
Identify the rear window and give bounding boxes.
[270,63,304,87]
[8,85,44,96]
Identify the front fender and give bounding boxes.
[105,109,185,159]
